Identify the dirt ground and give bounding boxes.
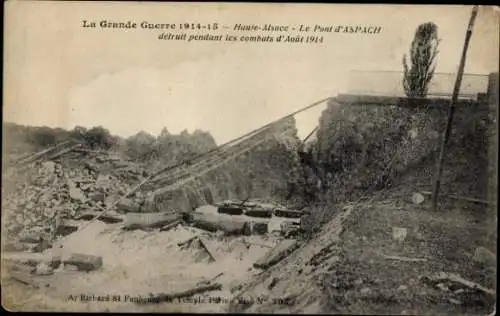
[227,186,496,315]
[321,194,496,315]
[1,218,279,313]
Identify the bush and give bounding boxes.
[84,126,116,150]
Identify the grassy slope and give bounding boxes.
[321,189,495,315]
[228,142,496,314]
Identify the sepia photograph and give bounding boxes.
[2,2,498,314]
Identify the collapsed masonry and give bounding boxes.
[1,116,309,292]
[2,150,150,251]
[2,195,309,302]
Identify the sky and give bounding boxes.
[4,3,499,144]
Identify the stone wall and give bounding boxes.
[314,93,490,203]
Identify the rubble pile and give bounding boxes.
[1,151,153,249]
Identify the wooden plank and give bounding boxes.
[159,219,182,232]
[442,273,495,296]
[15,141,71,165]
[198,237,219,262]
[253,239,299,269]
[242,239,274,248]
[421,190,491,205]
[424,271,495,296]
[197,272,224,286]
[45,143,82,161]
[72,148,109,154]
[177,236,200,247]
[381,254,428,262]
[274,209,307,218]
[76,210,124,223]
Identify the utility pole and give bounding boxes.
[431,5,479,212]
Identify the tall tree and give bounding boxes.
[403,22,440,98]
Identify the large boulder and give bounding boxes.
[68,181,86,203]
[146,187,203,213]
[252,222,269,235]
[55,221,79,237]
[392,227,408,242]
[63,253,103,272]
[192,211,247,234]
[95,174,111,191]
[89,192,106,203]
[35,262,54,276]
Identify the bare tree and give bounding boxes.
[403,22,440,98]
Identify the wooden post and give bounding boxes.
[302,126,319,143]
[431,6,479,211]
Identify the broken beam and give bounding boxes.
[159,219,182,232]
[425,272,496,296]
[421,191,491,205]
[177,236,199,247]
[381,254,428,262]
[45,143,83,161]
[136,283,223,304]
[198,237,218,262]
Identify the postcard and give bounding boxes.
[2,2,498,314]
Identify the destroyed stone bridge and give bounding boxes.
[2,75,497,313]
